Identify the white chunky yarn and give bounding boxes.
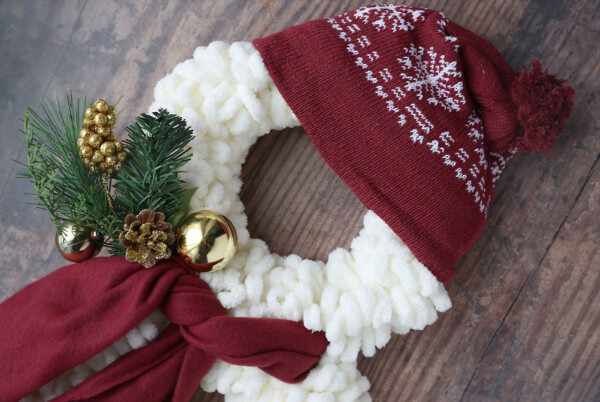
[26,41,451,401]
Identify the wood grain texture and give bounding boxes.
[0,1,598,401]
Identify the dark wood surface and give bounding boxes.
[1,1,598,401]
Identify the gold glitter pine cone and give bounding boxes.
[119,209,175,268]
[77,98,126,175]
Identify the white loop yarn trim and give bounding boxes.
[26,41,451,402]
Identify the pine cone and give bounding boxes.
[119,209,175,268]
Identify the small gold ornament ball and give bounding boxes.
[100,141,116,156]
[96,126,110,137]
[84,107,95,118]
[55,222,103,263]
[88,134,102,148]
[105,155,117,166]
[93,112,108,126]
[79,145,93,159]
[176,210,238,273]
[93,99,109,113]
[82,117,94,128]
[105,113,117,126]
[92,150,104,163]
[79,128,92,138]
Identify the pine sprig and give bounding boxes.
[114,109,194,218]
[18,94,115,238]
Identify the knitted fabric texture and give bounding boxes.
[253,4,574,284]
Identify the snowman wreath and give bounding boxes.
[1,4,574,402]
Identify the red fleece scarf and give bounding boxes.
[0,257,328,401]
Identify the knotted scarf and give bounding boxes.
[0,257,328,401]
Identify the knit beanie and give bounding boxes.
[253,4,575,284]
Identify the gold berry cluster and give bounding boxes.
[77,99,126,175]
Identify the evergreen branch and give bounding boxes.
[18,94,117,241]
[114,109,194,219]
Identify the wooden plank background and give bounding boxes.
[0,0,598,401]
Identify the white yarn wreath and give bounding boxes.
[26,41,451,402]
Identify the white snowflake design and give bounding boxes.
[398,44,467,112]
[354,4,426,32]
[436,12,459,50]
[466,111,484,141]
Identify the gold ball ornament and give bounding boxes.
[82,117,94,128]
[84,107,95,118]
[96,126,110,137]
[91,150,104,163]
[88,134,102,148]
[100,141,116,156]
[93,98,109,113]
[55,222,103,263]
[176,210,238,272]
[93,112,108,127]
[105,113,117,126]
[79,145,93,159]
[105,155,117,166]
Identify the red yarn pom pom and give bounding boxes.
[511,60,575,154]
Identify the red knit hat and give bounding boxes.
[253,4,574,284]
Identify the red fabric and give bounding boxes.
[510,60,575,153]
[0,257,327,401]
[253,4,574,284]
[443,22,575,154]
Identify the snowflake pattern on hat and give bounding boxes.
[399,44,466,112]
[354,4,425,32]
[329,4,515,214]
